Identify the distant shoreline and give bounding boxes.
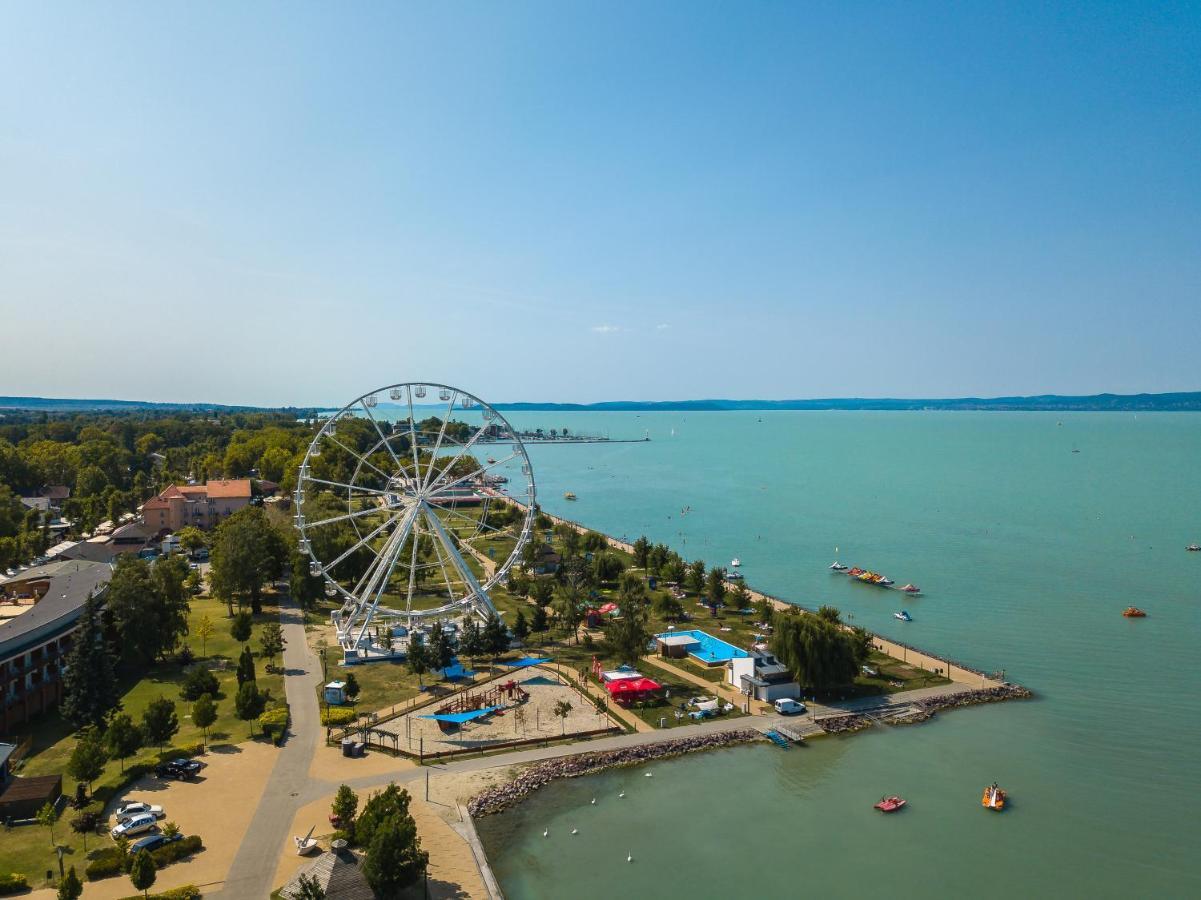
[3,390,1200,414]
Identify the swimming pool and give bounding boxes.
[655,629,750,665]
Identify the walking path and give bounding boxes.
[214,597,323,899]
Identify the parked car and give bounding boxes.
[115,801,165,820]
[155,758,201,780]
[773,698,807,716]
[111,813,157,839]
[129,832,183,854]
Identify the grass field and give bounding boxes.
[1,590,289,888]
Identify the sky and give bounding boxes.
[1,2,1198,407]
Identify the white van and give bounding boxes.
[773,698,806,716]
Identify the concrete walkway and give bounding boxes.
[213,597,324,899]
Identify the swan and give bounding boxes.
[543,829,549,837]
[627,852,633,863]
[571,828,578,835]
[644,772,653,778]
[618,791,625,798]
[590,798,596,805]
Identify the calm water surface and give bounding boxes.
[465,411,1201,898]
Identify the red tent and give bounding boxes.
[604,677,662,698]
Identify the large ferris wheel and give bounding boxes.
[294,383,536,659]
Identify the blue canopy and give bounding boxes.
[418,705,502,724]
[437,663,477,680]
[497,657,552,668]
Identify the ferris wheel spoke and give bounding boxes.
[428,502,509,537]
[422,504,489,610]
[424,420,492,495]
[304,504,395,531]
[349,505,418,649]
[428,453,518,500]
[424,520,460,601]
[322,507,405,574]
[303,475,391,497]
[324,433,394,484]
[360,400,406,474]
[419,389,460,493]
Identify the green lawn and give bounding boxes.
[1,592,289,888]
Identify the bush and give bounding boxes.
[259,704,290,740]
[151,835,204,866]
[85,849,126,881]
[116,887,201,900]
[321,706,358,727]
[179,665,220,701]
[0,873,28,895]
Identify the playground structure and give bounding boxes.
[436,680,529,719]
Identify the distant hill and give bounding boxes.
[492,393,1201,412]
[0,396,296,413]
[4,391,1200,415]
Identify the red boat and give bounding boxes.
[873,795,907,813]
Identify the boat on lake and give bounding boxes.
[1187,544,1201,552]
[874,796,907,813]
[829,561,848,571]
[1122,607,1147,618]
[982,784,1006,810]
[564,492,577,501]
[725,570,744,581]
[899,584,921,593]
[894,610,912,622]
[731,558,741,567]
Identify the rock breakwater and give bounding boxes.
[468,729,763,817]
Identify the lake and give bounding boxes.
[471,410,1201,898]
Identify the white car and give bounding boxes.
[773,698,807,716]
[111,813,157,839]
[115,801,165,821]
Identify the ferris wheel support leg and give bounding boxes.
[421,504,498,621]
[348,504,420,654]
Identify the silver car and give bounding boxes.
[111,812,157,839]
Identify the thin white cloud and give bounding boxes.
[656,323,670,330]
[591,324,621,334]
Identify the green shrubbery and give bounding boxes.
[321,706,358,727]
[179,665,220,701]
[259,703,290,743]
[116,886,201,900]
[84,836,204,880]
[0,873,28,896]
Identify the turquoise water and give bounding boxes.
[473,411,1201,899]
[654,628,749,663]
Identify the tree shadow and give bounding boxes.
[208,744,243,755]
[424,877,472,900]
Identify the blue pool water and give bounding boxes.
[656,629,750,664]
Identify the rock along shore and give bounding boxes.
[467,729,764,818]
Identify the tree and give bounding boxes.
[426,622,455,676]
[237,645,257,686]
[705,567,727,613]
[632,536,651,569]
[259,621,286,670]
[141,696,180,753]
[457,618,485,671]
[289,549,324,611]
[176,526,207,555]
[194,614,215,656]
[512,609,529,641]
[230,610,253,645]
[729,581,752,612]
[57,866,83,900]
[529,577,554,607]
[104,713,143,773]
[362,813,429,900]
[591,552,625,584]
[770,614,860,693]
[605,577,650,665]
[481,612,509,662]
[344,672,361,705]
[209,506,287,614]
[552,699,573,736]
[36,800,57,845]
[235,681,267,734]
[180,664,220,701]
[816,605,842,624]
[129,848,157,897]
[332,783,359,828]
[106,555,190,664]
[71,808,101,851]
[66,729,108,795]
[685,559,706,593]
[192,693,218,747]
[753,596,774,623]
[530,603,548,636]
[652,592,684,621]
[60,591,120,731]
[161,820,181,839]
[554,561,589,644]
[406,637,430,688]
[293,873,327,900]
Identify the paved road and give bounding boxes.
[213,597,324,899]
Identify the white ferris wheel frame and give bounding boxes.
[294,382,536,654]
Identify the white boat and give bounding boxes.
[829,561,848,571]
[294,826,319,856]
[731,558,741,567]
[725,571,744,581]
[894,610,912,622]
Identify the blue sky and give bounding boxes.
[1,2,1198,406]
